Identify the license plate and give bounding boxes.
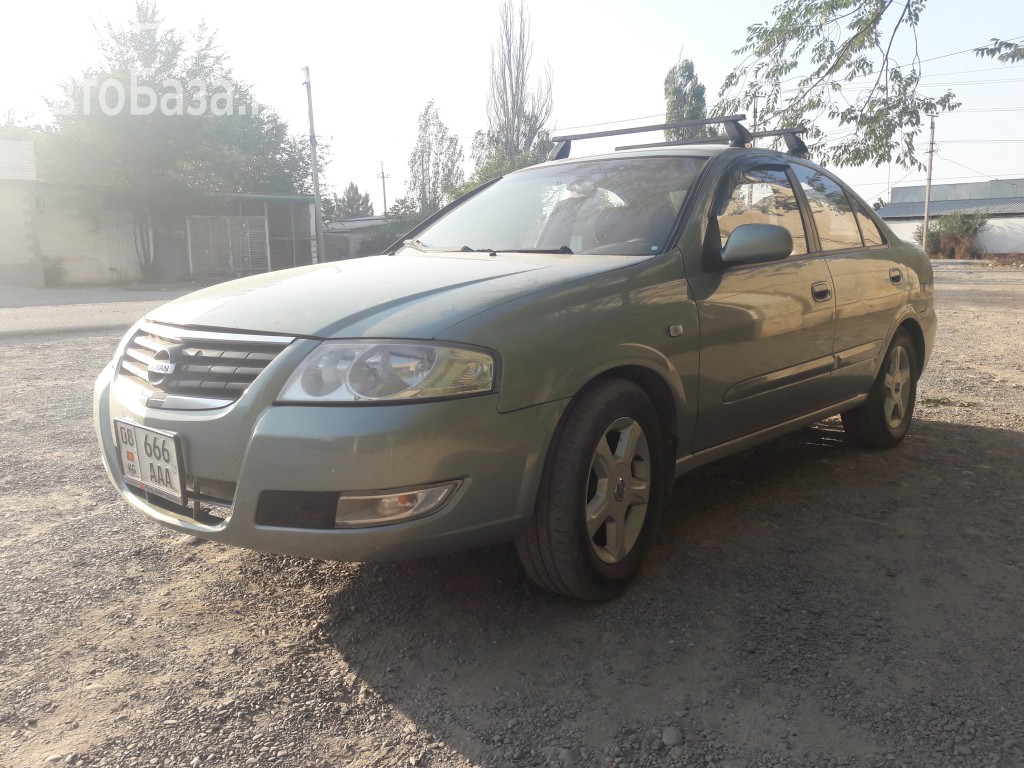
[114,420,185,505]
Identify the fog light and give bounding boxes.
[334,482,459,528]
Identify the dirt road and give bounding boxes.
[1,265,1022,768]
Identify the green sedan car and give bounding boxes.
[94,119,935,600]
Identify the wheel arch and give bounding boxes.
[896,317,927,376]
[567,365,679,483]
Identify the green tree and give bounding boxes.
[40,1,315,280]
[325,182,374,221]
[467,0,552,190]
[717,1,1020,169]
[406,101,464,216]
[0,112,42,141]
[664,55,709,141]
[975,39,1024,63]
[387,196,419,218]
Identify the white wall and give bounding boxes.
[36,203,141,284]
[886,220,919,246]
[884,217,1024,255]
[0,182,44,286]
[982,219,1024,254]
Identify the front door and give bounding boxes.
[689,164,836,451]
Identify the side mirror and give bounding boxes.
[721,223,793,266]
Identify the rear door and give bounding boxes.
[689,161,836,451]
[790,164,909,402]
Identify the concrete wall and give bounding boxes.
[981,219,1024,254]
[36,201,142,284]
[886,221,918,246]
[886,218,1024,255]
[0,182,44,287]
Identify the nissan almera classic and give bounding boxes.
[94,119,935,600]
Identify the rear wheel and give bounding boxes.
[516,379,668,600]
[842,329,918,448]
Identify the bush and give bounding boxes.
[914,211,989,259]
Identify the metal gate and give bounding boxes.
[186,215,269,278]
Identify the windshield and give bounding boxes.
[409,156,707,256]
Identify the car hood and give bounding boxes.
[146,252,646,339]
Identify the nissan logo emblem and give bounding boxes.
[147,348,178,385]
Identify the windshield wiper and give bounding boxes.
[504,246,574,255]
[467,245,574,255]
[417,244,575,255]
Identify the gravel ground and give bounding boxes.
[1,264,1022,768]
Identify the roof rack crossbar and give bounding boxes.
[749,127,809,157]
[550,114,747,143]
[748,127,807,138]
[547,114,748,161]
[615,134,730,151]
[616,125,809,157]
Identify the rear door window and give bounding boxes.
[791,165,863,251]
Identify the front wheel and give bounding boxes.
[841,329,919,448]
[516,379,668,600]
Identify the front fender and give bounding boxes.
[437,253,701,445]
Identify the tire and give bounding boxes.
[841,329,919,448]
[516,379,668,600]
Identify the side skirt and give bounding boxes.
[674,395,867,478]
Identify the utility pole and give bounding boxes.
[377,161,390,216]
[302,66,325,263]
[922,114,936,253]
[751,94,759,147]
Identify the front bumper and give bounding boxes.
[94,362,565,561]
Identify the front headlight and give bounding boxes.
[277,341,497,403]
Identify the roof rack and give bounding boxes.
[547,115,751,161]
[548,118,810,159]
[615,126,809,158]
[749,127,809,158]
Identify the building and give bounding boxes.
[324,216,397,261]
[32,186,318,285]
[876,178,1024,255]
[0,140,44,286]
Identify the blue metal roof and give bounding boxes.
[877,197,1024,219]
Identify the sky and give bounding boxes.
[2,0,1023,213]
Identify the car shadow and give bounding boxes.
[289,416,1024,764]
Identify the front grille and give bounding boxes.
[118,322,294,409]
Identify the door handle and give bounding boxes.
[889,268,904,285]
[811,281,832,302]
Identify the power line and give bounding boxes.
[779,74,1024,98]
[935,152,1024,194]
[771,35,1024,87]
[948,106,1024,113]
[823,63,1024,90]
[917,35,1024,65]
[919,63,1024,78]
[920,76,1024,87]
[542,37,1024,139]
